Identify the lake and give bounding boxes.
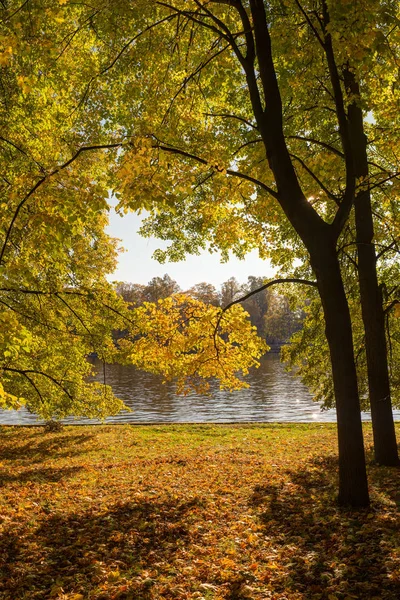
[1,353,399,425]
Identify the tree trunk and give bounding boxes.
[245,0,370,506]
[355,194,399,465]
[311,241,370,506]
[345,70,399,466]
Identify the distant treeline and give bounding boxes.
[115,274,304,347]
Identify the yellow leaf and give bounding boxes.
[0,47,13,65]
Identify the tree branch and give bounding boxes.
[376,239,400,260]
[75,13,178,112]
[0,142,123,265]
[162,38,230,124]
[232,137,262,156]
[151,139,279,198]
[213,277,317,352]
[384,299,399,315]
[319,1,355,236]
[289,152,340,204]
[1,367,74,401]
[287,134,344,159]
[294,0,325,48]
[204,112,257,130]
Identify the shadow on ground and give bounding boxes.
[249,454,399,599]
[0,465,83,485]
[0,432,398,600]
[0,431,95,463]
[0,497,197,599]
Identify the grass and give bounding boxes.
[0,423,399,600]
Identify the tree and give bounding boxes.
[5,0,400,505]
[238,276,301,344]
[272,2,399,466]
[220,277,242,306]
[0,6,127,418]
[115,282,146,307]
[263,2,400,465]
[142,274,181,303]
[103,0,374,505]
[117,293,267,394]
[264,293,304,346]
[345,68,399,465]
[186,281,221,305]
[0,1,265,420]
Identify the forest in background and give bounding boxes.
[115,274,304,348]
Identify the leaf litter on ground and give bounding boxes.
[0,423,398,600]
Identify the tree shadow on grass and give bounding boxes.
[0,496,199,600]
[0,431,95,463]
[250,455,399,599]
[0,465,83,485]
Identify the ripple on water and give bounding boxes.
[1,353,398,425]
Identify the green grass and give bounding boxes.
[0,423,399,600]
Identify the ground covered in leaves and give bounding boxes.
[0,423,399,600]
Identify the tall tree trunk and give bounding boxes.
[236,0,371,506]
[311,241,370,506]
[356,219,399,465]
[345,70,399,466]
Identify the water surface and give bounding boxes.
[1,354,398,425]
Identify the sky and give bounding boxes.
[106,206,275,290]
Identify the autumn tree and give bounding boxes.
[115,282,146,307]
[241,277,272,336]
[0,1,266,420]
[4,0,400,504]
[275,0,400,466]
[186,281,221,305]
[142,274,181,303]
[220,277,242,306]
[0,4,127,418]
[89,0,390,505]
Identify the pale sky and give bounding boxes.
[106,206,275,290]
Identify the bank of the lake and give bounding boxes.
[1,423,399,600]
